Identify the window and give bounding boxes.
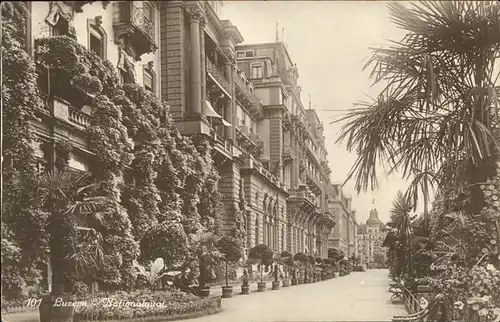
[251,65,263,78]
[89,31,103,58]
[87,19,107,59]
[143,68,155,93]
[245,51,254,57]
[237,52,244,58]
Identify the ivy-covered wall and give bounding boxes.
[1,2,223,298]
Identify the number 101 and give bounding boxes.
[26,298,42,307]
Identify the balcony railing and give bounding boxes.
[42,96,91,130]
[289,189,318,207]
[234,73,262,108]
[206,58,231,94]
[305,167,322,194]
[210,128,232,156]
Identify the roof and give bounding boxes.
[366,208,385,229]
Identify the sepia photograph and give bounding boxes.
[1,1,499,321]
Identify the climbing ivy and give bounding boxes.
[3,2,224,293]
[1,2,45,299]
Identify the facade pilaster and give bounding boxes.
[186,6,203,116]
[223,62,233,139]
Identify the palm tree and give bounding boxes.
[388,191,415,277]
[33,169,108,296]
[334,1,500,234]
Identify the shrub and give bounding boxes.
[74,289,212,320]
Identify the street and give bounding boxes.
[185,269,406,322]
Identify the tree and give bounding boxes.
[334,1,500,234]
[29,170,108,295]
[248,244,273,283]
[280,251,293,280]
[216,236,242,287]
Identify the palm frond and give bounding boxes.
[333,0,500,205]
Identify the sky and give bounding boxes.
[220,1,421,225]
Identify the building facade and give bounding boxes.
[162,0,336,257]
[27,1,161,175]
[357,208,387,265]
[327,184,358,257]
[20,0,336,268]
[19,0,162,292]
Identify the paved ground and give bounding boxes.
[2,270,405,322]
[185,269,407,322]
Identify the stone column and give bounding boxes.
[223,62,233,139]
[187,6,203,116]
[200,16,206,109]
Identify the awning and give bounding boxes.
[205,100,232,127]
[204,100,223,119]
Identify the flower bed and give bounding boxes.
[73,289,221,321]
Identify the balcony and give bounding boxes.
[288,187,318,209]
[240,156,284,189]
[206,58,231,95]
[210,128,232,159]
[235,118,264,159]
[305,143,321,167]
[305,167,322,195]
[40,96,91,130]
[113,1,157,60]
[234,73,263,119]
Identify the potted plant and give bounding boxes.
[323,258,334,279]
[248,244,273,292]
[315,257,324,282]
[281,251,293,287]
[294,253,308,284]
[216,235,242,298]
[196,232,223,297]
[308,255,315,283]
[271,262,280,290]
[240,268,250,295]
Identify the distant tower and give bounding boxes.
[275,21,279,42]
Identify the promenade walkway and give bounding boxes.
[186,269,406,322]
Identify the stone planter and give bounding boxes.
[272,281,280,290]
[199,287,211,298]
[283,280,290,287]
[241,285,250,295]
[221,286,233,298]
[257,282,266,292]
[291,278,298,285]
[39,294,75,322]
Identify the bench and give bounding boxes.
[389,280,404,302]
[392,294,443,322]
